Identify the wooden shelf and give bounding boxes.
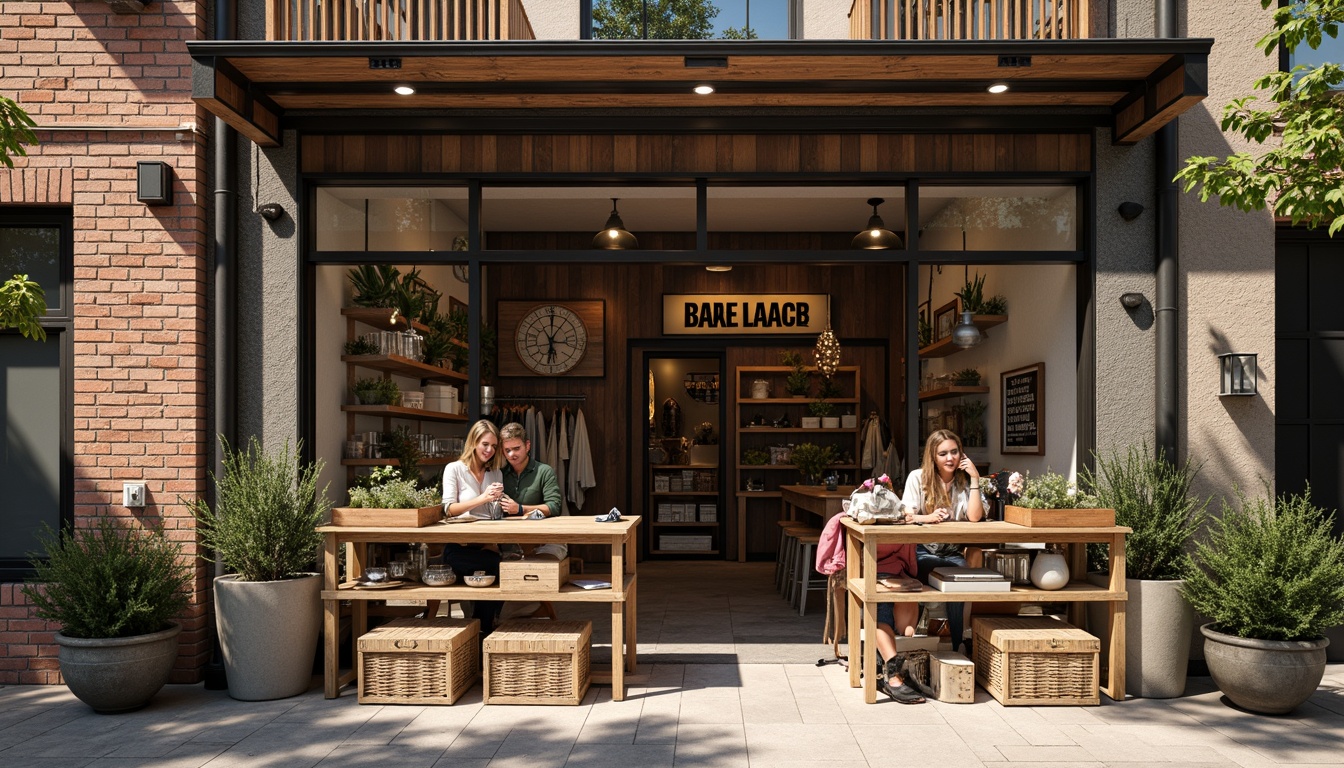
[739,427,858,433]
[650,464,717,469]
[650,549,719,556]
[340,457,452,467]
[848,578,1125,603]
[918,315,1007,358]
[737,491,782,498]
[918,385,989,402]
[737,397,859,405]
[736,464,858,470]
[650,491,719,497]
[342,404,468,423]
[650,521,719,527]
[342,354,467,383]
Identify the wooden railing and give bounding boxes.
[850,0,1090,40]
[267,0,535,41]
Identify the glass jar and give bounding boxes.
[422,564,456,586]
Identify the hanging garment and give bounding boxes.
[552,408,570,516]
[861,414,884,471]
[534,409,550,468]
[567,408,596,509]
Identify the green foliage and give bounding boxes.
[348,265,399,308]
[593,0,718,39]
[347,466,439,509]
[352,376,400,406]
[951,367,981,386]
[1081,445,1208,579]
[1176,0,1344,235]
[1182,486,1344,641]
[0,94,37,169]
[956,273,986,312]
[817,375,844,400]
[380,425,423,484]
[1012,470,1101,510]
[1,274,47,340]
[191,437,329,582]
[807,399,835,418]
[742,448,769,466]
[781,350,810,396]
[789,442,835,483]
[981,294,1008,315]
[918,313,932,347]
[23,518,191,639]
[343,336,379,355]
[719,25,758,39]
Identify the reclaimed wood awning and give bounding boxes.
[188,39,1210,148]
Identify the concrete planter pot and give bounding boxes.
[56,623,181,713]
[1201,623,1329,714]
[215,573,321,701]
[1084,575,1193,698]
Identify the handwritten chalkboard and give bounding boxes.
[1001,363,1044,455]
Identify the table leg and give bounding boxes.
[863,599,878,704]
[612,600,626,701]
[626,577,638,674]
[1105,532,1127,701]
[323,534,339,698]
[847,588,861,689]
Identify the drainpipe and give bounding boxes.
[1154,0,1179,461]
[206,0,237,690]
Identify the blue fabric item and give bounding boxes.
[594,507,622,522]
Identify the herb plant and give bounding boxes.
[352,376,400,406]
[781,350,810,396]
[789,442,836,484]
[742,448,769,466]
[347,466,440,509]
[23,517,191,639]
[951,367,981,386]
[808,400,835,418]
[343,336,379,356]
[1011,470,1101,509]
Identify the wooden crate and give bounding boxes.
[483,620,591,705]
[1003,505,1115,528]
[929,651,975,703]
[972,616,1099,706]
[332,505,442,527]
[357,618,479,705]
[499,556,570,592]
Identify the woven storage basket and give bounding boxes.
[358,618,480,705]
[972,616,1099,706]
[483,619,591,705]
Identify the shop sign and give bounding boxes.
[662,294,827,335]
[1001,362,1045,455]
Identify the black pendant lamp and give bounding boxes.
[851,197,903,250]
[593,198,639,250]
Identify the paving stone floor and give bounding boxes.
[2,562,1341,767]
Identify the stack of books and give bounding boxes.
[928,566,1012,592]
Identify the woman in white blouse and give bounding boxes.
[433,420,504,630]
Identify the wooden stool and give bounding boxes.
[788,530,825,616]
[774,520,801,593]
[777,525,813,597]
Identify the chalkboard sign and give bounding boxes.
[1001,363,1044,455]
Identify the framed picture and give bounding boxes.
[933,299,959,341]
[1001,362,1045,455]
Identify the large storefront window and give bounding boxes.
[919,185,1078,251]
[589,0,795,39]
[483,186,697,250]
[0,210,71,579]
[706,186,905,250]
[314,187,469,252]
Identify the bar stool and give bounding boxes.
[777,524,813,598]
[774,520,801,594]
[788,529,826,616]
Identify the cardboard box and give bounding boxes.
[499,556,571,592]
[929,651,975,703]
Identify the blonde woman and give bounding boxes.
[435,420,504,630]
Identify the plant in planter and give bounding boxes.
[789,442,835,485]
[191,436,330,701]
[955,272,1008,316]
[742,448,769,466]
[348,264,399,308]
[23,518,191,713]
[343,336,379,356]
[336,466,442,527]
[780,350,810,397]
[1004,471,1109,588]
[1079,445,1208,698]
[951,367,981,387]
[1181,487,1344,714]
[807,399,835,419]
[352,376,400,406]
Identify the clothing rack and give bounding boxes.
[493,395,586,402]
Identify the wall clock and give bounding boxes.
[498,300,605,377]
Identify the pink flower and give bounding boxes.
[1007,472,1024,495]
[877,474,890,486]
[861,478,874,491]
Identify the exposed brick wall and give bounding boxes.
[0,1,211,684]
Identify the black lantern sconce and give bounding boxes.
[136,161,173,206]
[1218,353,1257,397]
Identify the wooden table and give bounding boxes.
[841,518,1130,703]
[780,485,850,524]
[318,516,641,701]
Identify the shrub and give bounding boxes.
[1182,487,1344,641]
[23,518,191,639]
[1081,445,1208,579]
[780,350,810,396]
[192,437,330,582]
[348,466,440,509]
[1012,470,1101,509]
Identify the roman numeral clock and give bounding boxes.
[498,300,605,377]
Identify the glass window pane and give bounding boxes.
[483,186,696,250]
[592,0,794,39]
[1289,30,1344,69]
[706,185,906,250]
[314,187,469,252]
[0,334,61,561]
[0,226,61,312]
[919,185,1078,251]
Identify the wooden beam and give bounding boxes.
[192,57,285,148]
[1112,55,1207,145]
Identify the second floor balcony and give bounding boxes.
[850,0,1093,41]
[267,0,536,41]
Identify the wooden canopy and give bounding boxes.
[188,39,1210,148]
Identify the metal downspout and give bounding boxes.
[1155,0,1180,460]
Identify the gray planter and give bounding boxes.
[215,573,321,701]
[1201,623,1329,714]
[1084,576,1193,698]
[56,623,180,713]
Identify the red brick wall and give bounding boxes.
[0,1,211,684]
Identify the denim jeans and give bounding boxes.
[916,545,968,651]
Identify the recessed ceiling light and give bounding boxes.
[987,83,1009,94]
[694,85,715,95]
[705,265,732,272]
[394,85,415,96]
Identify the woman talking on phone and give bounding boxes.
[900,429,987,653]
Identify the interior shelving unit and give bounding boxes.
[646,462,722,558]
[733,365,861,562]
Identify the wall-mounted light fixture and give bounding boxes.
[1218,352,1257,396]
[1118,201,1145,221]
[257,203,285,221]
[1119,292,1144,309]
[136,161,173,205]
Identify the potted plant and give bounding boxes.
[1181,487,1344,714]
[191,436,330,701]
[781,350,810,397]
[1004,471,1110,588]
[955,272,1007,317]
[352,376,400,406]
[333,466,442,527]
[1079,445,1208,698]
[803,399,833,430]
[951,367,981,387]
[23,518,191,713]
[789,442,835,485]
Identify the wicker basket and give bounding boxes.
[972,616,1099,706]
[483,619,591,705]
[357,618,480,705]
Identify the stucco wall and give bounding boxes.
[805,0,853,39]
[521,0,580,38]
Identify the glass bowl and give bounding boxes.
[363,567,388,583]
[422,565,456,586]
[463,570,496,588]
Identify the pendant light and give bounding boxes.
[593,197,638,250]
[851,197,903,250]
[815,296,842,377]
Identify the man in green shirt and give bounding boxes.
[499,422,567,560]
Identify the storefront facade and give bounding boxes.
[1,0,1307,685]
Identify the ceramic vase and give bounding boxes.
[1030,549,1069,590]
